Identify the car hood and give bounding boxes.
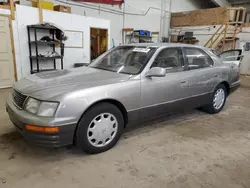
[14,67,132,100]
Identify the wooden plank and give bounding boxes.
[38,0,43,23]
[8,15,17,81]
[204,25,224,47]
[171,7,229,27]
[97,29,100,56]
[9,0,15,20]
[241,73,250,76]
[122,28,134,32]
[0,4,10,9]
[242,9,247,23]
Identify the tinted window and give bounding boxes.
[151,48,184,73]
[185,48,214,70]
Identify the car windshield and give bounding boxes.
[89,46,156,75]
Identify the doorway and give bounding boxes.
[90,28,108,61]
[0,15,15,88]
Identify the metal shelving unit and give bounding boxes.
[27,24,64,74]
[122,28,159,44]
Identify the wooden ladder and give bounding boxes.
[204,7,246,51]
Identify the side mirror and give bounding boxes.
[146,67,166,77]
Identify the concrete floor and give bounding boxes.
[1,80,250,188]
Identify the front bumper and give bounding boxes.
[6,98,77,148]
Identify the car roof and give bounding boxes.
[120,43,208,49]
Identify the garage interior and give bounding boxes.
[1,0,250,187]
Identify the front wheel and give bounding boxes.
[75,103,124,154]
[203,84,227,114]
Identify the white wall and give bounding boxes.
[20,0,206,46]
[237,28,250,74]
[0,9,10,14]
[7,5,110,79]
[171,0,204,12]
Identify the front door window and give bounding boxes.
[151,48,184,73]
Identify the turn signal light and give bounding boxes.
[25,125,59,133]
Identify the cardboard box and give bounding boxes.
[171,35,179,42]
[32,1,54,11]
[54,5,71,13]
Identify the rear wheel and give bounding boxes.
[203,84,227,114]
[75,103,124,154]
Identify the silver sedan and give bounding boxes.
[6,43,242,154]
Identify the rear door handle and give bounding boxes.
[181,81,188,84]
[214,75,219,78]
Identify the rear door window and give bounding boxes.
[184,48,214,70]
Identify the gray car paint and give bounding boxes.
[7,43,239,129]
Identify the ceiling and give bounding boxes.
[227,0,250,5]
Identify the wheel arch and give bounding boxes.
[220,81,230,94]
[212,80,230,94]
[77,98,128,128]
[73,99,129,145]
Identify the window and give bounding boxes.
[185,48,214,70]
[151,48,184,73]
[219,50,242,61]
[89,46,156,75]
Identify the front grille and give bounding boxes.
[12,89,27,109]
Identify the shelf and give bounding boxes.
[28,24,64,74]
[30,56,62,60]
[137,35,152,38]
[127,34,152,38]
[29,41,62,45]
[27,24,58,30]
[123,28,134,32]
[31,69,57,74]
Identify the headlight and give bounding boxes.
[25,97,59,117]
[37,102,59,117]
[25,98,41,114]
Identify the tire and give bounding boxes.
[75,102,124,154]
[203,84,227,114]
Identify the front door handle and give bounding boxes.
[181,81,188,84]
[180,80,189,87]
